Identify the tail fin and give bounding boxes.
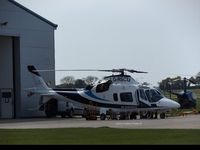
[26,65,51,96]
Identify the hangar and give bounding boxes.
[0,0,57,118]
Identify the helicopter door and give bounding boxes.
[136,89,151,108]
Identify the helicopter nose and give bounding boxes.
[157,98,180,109]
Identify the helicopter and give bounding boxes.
[26,65,180,120]
[169,77,197,109]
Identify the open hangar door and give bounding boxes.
[0,35,20,119]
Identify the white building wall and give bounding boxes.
[0,0,56,117]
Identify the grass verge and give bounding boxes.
[0,128,200,145]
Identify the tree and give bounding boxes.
[60,76,75,85]
[196,72,200,85]
[188,76,196,85]
[158,76,183,91]
[57,76,76,88]
[57,75,99,88]
[158,77,171,91]
[74,79,87,88]
[83,76,98,85]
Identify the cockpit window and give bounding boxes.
[145,89,163,102]
[155,90,162,96]
[139,89,147,101]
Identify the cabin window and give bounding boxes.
[113,93,118,101]
[120,92,133,102]
[96,80,112,93]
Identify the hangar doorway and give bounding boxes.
[0,36,20,119]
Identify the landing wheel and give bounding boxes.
[140,111,152,119]
[61,113,66,118]
[160,113,166,119]
[119,112,126,120]
[146,112,154,119]
[100,113,106,120]
[130,112,137,119]
[67,109,74,118]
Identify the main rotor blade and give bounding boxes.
[32,69,100,72]
[33,69,127,72]
[97,69,123,73]
[32,68,148,74]
[98,69,148,73]
[126,69,148,74]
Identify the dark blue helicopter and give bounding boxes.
[171,77,197,109]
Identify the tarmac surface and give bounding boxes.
[0,114,200,129]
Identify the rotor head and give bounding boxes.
[98,69,147,75]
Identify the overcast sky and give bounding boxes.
[16,0,200,86]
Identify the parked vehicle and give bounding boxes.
[57,101,84,118]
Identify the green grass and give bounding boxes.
[0,128,200,145]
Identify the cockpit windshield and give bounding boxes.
[145,89,163,102]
